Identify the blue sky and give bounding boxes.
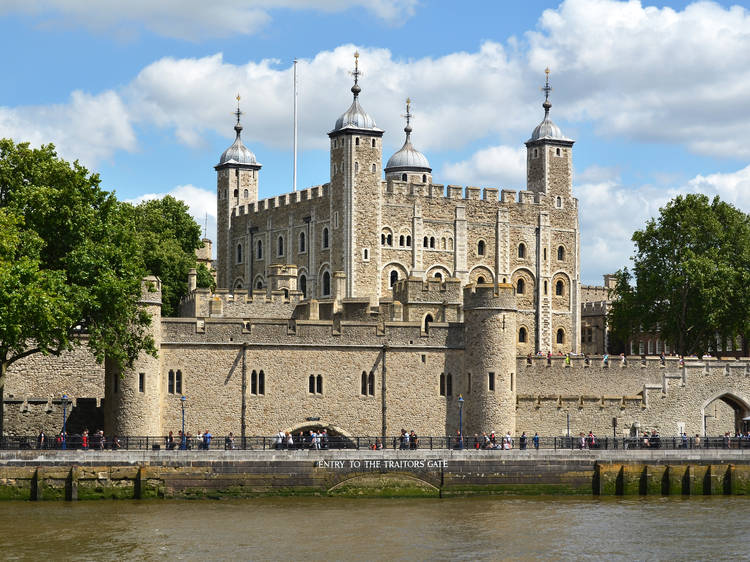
[1,0,749,285]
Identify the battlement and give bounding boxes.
[582,301,608,315]
[179,286,302,318]
[392,276,462,305]
[232,183,329,217]
[382,179,543,206]
[462,282,516,310]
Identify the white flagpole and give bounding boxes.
[293,59,298,192]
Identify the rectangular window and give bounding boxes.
[510,372,514,392]
[316,375,323,394]
[309,375,315,394]
[168,370,174,394]
[466,373,471,395]
[488,372,495,392]
[439,374,445,396]
[258,371,265,395]
[139,372,145,393]
[446,374,453,397]
[639,342,644,355]
[251,371,258,395]
[175,370,182,394]
[367,372,374,396]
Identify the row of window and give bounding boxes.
[237,228,330,264]
[517,327,567,344]
[332,137,377,148]
[515,278,566,296]
[381,233,413,247]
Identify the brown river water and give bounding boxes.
[1,496,748,561]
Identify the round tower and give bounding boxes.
[462,283,517,437]
[104,276,163,437]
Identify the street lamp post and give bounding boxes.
[566,410,570,438]
[180,396,187,450]
[458,394,464,450]
[61,394,69,450]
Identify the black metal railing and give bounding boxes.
[2,434,749,452]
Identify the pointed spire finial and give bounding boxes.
[233,93,243,137]
[541,67,552,115]
[402,97,413,137]
[350,51,362,97]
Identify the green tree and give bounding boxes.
[609,194,750,357]
[129,196,203,317]
[0,139,154,436]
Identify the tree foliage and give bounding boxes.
[0,139,157,433]
[609,194,750,357]
[128,196,204,317]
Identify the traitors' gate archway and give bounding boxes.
[701,391,750,435]
[283,422,357,448]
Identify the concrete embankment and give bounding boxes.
[2,449,750,500]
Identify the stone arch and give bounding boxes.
[252,274,265,290]
[425,265,450,281]
[327,472,440,496]
[284,422,357,448]
[701,390,750,435]
[422,313,434,333]
[381,261,408,296]
[551,271,571,310]
[511,267,535,310]
[232,277,244,290]
[469,265,494,285]
[381,226,394,247]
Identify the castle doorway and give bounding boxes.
[701,392,750,436]
[284,423,356,449]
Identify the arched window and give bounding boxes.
[401,173,407,181]
[477,240,485,256]
[233,188,239,198]
[299,275,307,298]
[430,237,435,248]
[519,327,527,343]
[423,236,428,248]
[361,371,368,395]
[556,329,565,344]
[237,244,243,263]
[556,280,564,296]
[256,240,263,260]
[243,189,248,199]
[440,373,446,396]
[390,270,398,287]
[168,370,174,394]
[517,278,525,294]
[441,237,446,250]
[363,248,369,260]
[406,235,412,247]
[555,196,562,208]
[322,271,331,296]
[368,371,374,395]
[256,279,263,290]
[278,236,284,256]
[533,148,538,157]
[258,370,265,395]
[518,243,526,259]
[387,233,393,246]
[399,235,405,247]
[308,375,315,393]
[322,228,329,249]
[556,147,561,156]
[371,138,376,148]
[434,272,442,281]
[422,174,427,183]
[423,313,433,333]
[251,370,258,395]
[371,163,376,173]
[446,373,453,396]
[299,231,306,253]
[175,370,182,394]
[477,276,485,284]
[381,233,386,245]
[316,374,323,394]
[557,246,565,261]
[448,238,453,250]
[355,137,360,146]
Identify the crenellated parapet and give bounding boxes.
[232,184,329,217]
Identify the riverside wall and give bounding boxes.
[3,450,750,500]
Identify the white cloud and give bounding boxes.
[127,184,217,251]
[440,145,526,188]
[527,0,750,158]
[578,164,750,284]
[0,0,417,40]
[0,90,136,168]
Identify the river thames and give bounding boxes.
[1,496,748,560]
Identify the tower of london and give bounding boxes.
[5,56,748,442]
